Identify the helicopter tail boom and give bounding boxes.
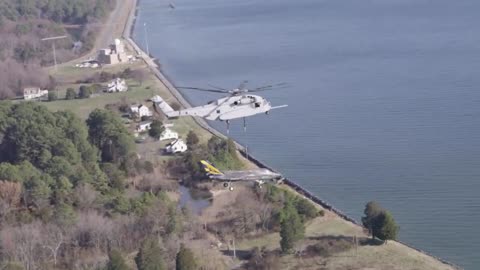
[270,104,288,110]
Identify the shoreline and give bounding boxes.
[122,1,460,269]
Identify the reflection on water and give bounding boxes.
[179,185,211,215]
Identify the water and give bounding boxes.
[178,185,211,215]
[134,0,480,268]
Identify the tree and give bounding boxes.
[107,249,129,270]
[186,131,199,147]
[361,201,384,240]
[48,91,57,101]
[176,244,197,270]
[377,211,399,242]
[148,120,164,140]
[78,85,91,99]
[65,88,76,100]
[279,200,304,253]
[0,180,22,219]
[135,239,165,270]
[86,109,135,163]
[361,201,399,243]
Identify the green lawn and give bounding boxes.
[43,80,154,119]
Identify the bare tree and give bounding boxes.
[0,223,44,270]
[73,211,115,252]
[74,183,98,210]
[0,180,22,219]
[41,224,65,267]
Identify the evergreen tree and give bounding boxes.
[106,249,129,270]
[86,109,135,163]
[166,205,180,236]
[148,120,164,140]
[135,239,165,270]
[361,201,384,239]
[280,200,304,253]
[175,244,197,270]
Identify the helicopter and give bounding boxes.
[153,81,288,133]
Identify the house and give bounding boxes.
[106,78,128,92]
[165,139,188,154]
[159,128,178,141]
[24,88,48,100]
[98,39,129,65]
[130,104,152,118]
[136,121,152,132]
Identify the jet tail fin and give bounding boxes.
[200,160,223,176]
[152,95,177,118]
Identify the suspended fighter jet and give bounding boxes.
[200,160,283,191]
[152,81,288,133]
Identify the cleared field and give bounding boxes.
[235,204,455,270]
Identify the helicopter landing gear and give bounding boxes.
[243,117,249,160]
[223,182,234,191]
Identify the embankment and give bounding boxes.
[122,1,460,269]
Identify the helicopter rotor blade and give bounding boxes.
[176,86,228,93]
[207,84,228,91]
[250,82,289,92]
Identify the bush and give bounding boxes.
[295,198,319,221]
[78,85,91,99]
[107,249,129,270]
[176,244,197,270]
[65,88,76,100]
[135,238,166,270]
[48,91,57,101]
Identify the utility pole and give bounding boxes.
[41,35,67,72]
[143,22,150,56]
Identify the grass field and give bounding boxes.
[234,197,454,270]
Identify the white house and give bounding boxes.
[159,128,178,141]
[130,104,152,118]
[136,121,152,132]
[106,78,128,92]
[24,88,48,100]
[165,139,188,154]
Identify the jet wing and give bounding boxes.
[214,169,281,182]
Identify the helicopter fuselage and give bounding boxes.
[172,94,272,121]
